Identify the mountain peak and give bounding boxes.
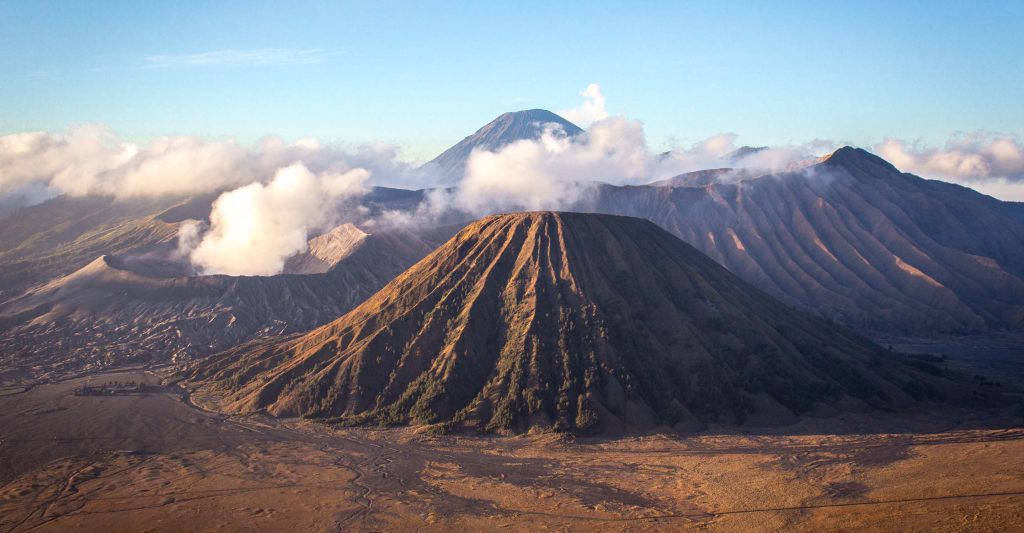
[283,223,369,275]
[725,145,768,162]
[473,109,582,145]
[423,109,583,183]
[819,146,899,175]
[191,211,956,434]
[495,108,573,123]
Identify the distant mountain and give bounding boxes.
[423,109,583,183]
[283,223,369,275]
[0,224,460,380]
[647,168,739,188]
[188,212,963,434]
[648,148,817,188]
[724,145,768,162]
[0,195,197,299]
[584,147,1024,334]
[0,187,426,298]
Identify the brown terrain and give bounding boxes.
[1,369,1021,532]
[0,194,197,299]
[0,223,458,382]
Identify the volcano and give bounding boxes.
[423,109,583,183]
[190,212,962,433]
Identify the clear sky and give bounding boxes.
[2,0,1022,160]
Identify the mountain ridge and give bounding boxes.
[0,224,461,380]
[187,212,967,434]
[583,147,1024,334]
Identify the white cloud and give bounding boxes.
[0,125,431,276]
[876,134,1024,200]
[145,48,326,68]
[653,134,739,177]
[175,220,203,262]
[432,86,837,217]
[559,83,608,127]
[877,134,1024,181]
[963,178,1024,201]
[187,163,370,276]
[6,81,1024,279]
[0,125,423,206]
[454,117,649,213]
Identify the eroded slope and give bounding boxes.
[191,212,964,433]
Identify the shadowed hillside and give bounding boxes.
[189,212,970,434]
[586,147,1024,334]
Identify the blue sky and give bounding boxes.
[2,1,1022,160]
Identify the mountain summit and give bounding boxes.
[424,109,583,183]
[190,212,958,434]
[819,145,901,175]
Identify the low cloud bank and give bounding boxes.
[0,125,425,206]
[454,117,649,212]
[4,85,1023,276]
[425,85,836,218]
[0,125,431,276]
[374,127,834,229]
[877,134,1024,200]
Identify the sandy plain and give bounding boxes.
[0,369,1022,532]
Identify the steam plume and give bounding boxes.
[187,163,369,276]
